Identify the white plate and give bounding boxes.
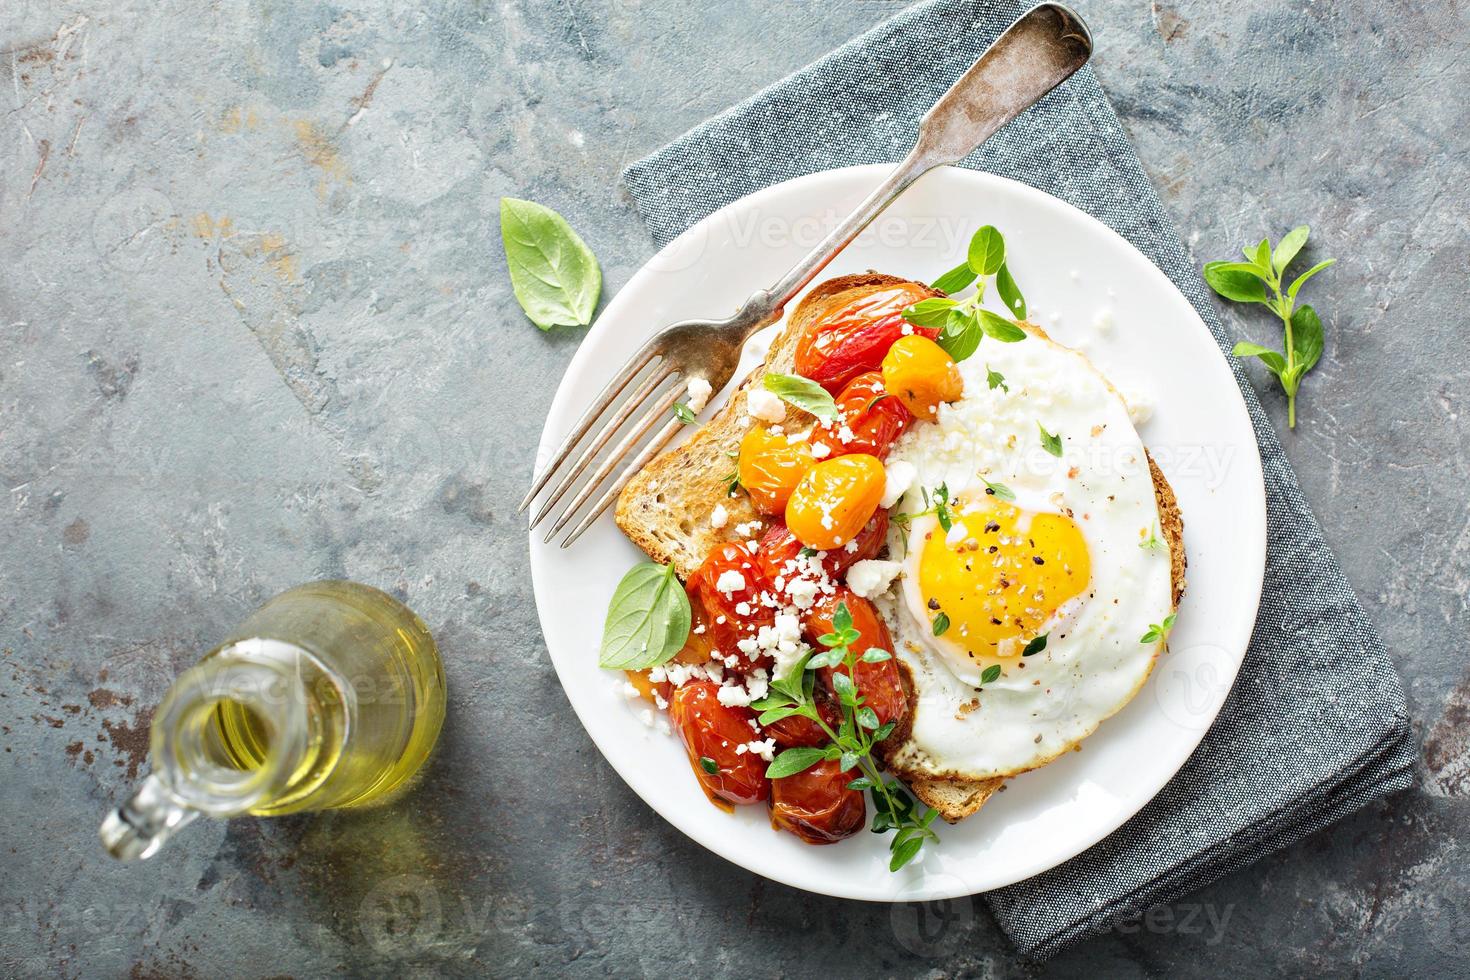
[528,166,1266,901]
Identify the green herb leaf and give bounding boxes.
[931,263,978,294]
[1037,421,1063,457]
[977,309,1027,343]
[901,297,958,330]
[831,669,857,705]
[699,756,718,775]
[847,776,876,791]
[597,562,691,669]
[805,647,845,670]
[932,611,950,636]
[981,477,1016,502]
[857,707,880,730]
[873,721,896,741]
[1022,633,1048,657]
[860,648,892,663]
[1232,341,1288,376]
[936,309,983,362]
[838,750,860,772]
[863,393,891,414]
[763,373,838,422]
[673,402,697,425]
[1273,225,1310,274]
[765,746,826,780]
[499,197,602,330]
[1203,261,1270,305]
[1287,259,1335,301]
[1291,305,1324,375]
[981,664,1002,684]
[968,225,1006,276]
[890,836,924,871]
[1252,238,1272,270]
[1140,612,1178,644]
[986,365,1008,393]
[757,704,809,726]
[995,261,1027,319]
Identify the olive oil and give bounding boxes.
[101,581,446,859]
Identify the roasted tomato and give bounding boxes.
[625,669,672,704]
[687,542,774,668]
[769,758,866,844]
[881,335,963,422]
[793,282,940,393]
[804,589,908,728]
[762,689,841,748]
[809,371,914,461]
[738,425,816,515]
[670,682,769,808]
[755,515,888,589]
[785,454,887,551]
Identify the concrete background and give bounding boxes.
[2,0,1466,976]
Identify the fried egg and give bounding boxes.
[876,325,1175,781]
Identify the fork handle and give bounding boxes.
[731,2,1092,337]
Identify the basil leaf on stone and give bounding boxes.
[1291,305,1324,374]
[763,372,838,421]
[499,197,602,330]
[597,561,691,669]
[1203,262,1269,304]
[1272,225,1310,274]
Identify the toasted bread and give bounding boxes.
[615,274,1187,824]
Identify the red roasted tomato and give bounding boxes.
[769,758,866,844]
[793,281,940,393]
[809,371,914,461]
[670,682,770,808]
[754,513,888,586]
[687,542,775,669]
[803,589,908,729]
[762,689,841,748]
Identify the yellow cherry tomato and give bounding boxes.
[785,454,886,551]
[738,425,816,515]
[880,335,964,422]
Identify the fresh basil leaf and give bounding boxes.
[977,309,1027,343]
[765,746,826,780]
[1203,261,1269,304]
[931,263,978,294]
[1037,421,1063,458]
[1287,258,1336,301]
[981,664,1002,684]
[995,261,1027,319]
[597,562,691,669]
[1232,341,1287,376]
[901,297,957,329]
[1291,305,1324,374]
[986,365,1008,393]
[763,373,838,421]
[932,611,950,636]
[1273,225,1310,274]
[937,309,982,362]
[968,225,1005,276]
[1022,633,1048,657]
[499,197,602,330]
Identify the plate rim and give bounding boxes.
[528,164,1267,901]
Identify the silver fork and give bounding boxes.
[523,2,1092,547]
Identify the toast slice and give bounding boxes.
[614,274,1187,823]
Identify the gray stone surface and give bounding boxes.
[0,0,1464,976]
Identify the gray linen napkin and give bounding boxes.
[620,0,1417,959]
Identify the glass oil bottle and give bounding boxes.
[100,581,447,860]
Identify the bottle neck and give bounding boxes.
[100,639,313,860]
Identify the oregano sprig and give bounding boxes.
[1203,226,1335,428]
[902,225,1031,363]
[751,601,940,871]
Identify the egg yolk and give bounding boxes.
[917,498,1091,661]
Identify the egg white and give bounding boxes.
[875,326,1175,781]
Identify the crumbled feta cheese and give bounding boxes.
[810,442,831,459]
[1121,387,1155,425]
[709,503,729,529]
[734,601,752,617]
[847,559,902,599]
[715,570,745,595]
[837,424,856,444]
[621,681,641,699]
[785,578,819,610]
[746,388,785,423]
[743,738,776,762]
[686,377,713,413]
[1092,308,1115,334]
[882,459,917,508]
[734,520,763,537]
